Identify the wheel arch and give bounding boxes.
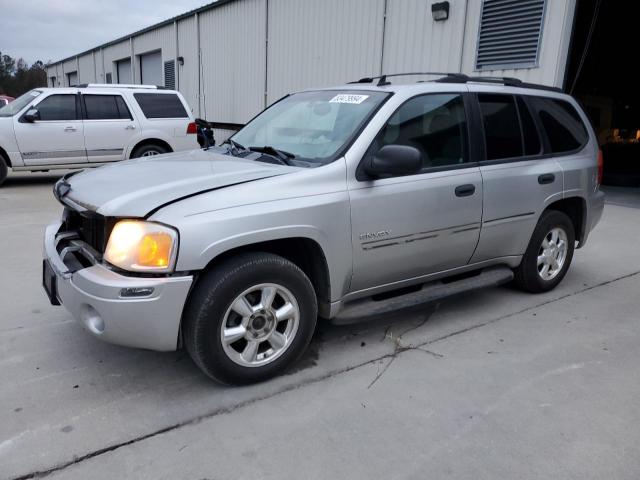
[188,236,332,318]
[128,138,173,158]
[543,196,587,246]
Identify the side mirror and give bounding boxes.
[365,144,422,178]
[23,109,40,123]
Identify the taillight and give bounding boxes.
[186,122,197,134]
[597,149,603,186]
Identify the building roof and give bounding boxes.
[50,0,241,66]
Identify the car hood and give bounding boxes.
[61,149,295,217]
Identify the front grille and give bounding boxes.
[61,208,112,254]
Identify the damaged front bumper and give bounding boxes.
[43,221,193,351]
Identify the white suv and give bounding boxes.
[0,84,198,185]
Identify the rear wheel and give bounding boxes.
[514,210,575,293]
[183,252,318,385]
[130,143,169,158]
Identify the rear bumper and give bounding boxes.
[44,222,193,351]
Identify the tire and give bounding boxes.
[130,143,169,158]
[0,157,7,187]
[514,210,575,293]
[183,252,318,385]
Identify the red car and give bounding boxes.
[0,95,14,106]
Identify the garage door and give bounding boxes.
[140,51,162,86]
[116,59,132,84]
[66,71,78,86]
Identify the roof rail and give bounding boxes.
[76,83,160,89]
[350,72,466,87]
[349,72,563,93]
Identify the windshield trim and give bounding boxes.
[229,89,393,166]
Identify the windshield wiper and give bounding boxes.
[221,138,248,153]
[248,146,295,165]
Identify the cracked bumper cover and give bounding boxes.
[44,222,193,351]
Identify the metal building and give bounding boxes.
[46,0,577,142]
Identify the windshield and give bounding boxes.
[0,90,41,117]
[231,90,389,164]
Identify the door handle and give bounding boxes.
[538,173,555,185]
[64,126,77,132]
[455,184,476,197]
[125,125,136,130]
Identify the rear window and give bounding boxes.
[133,93,188,119]
[84,95,132,120]
[529,97,589,153]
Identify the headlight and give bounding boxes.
[104,220,178,272]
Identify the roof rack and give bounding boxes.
[349,72,562,93]
[75,84,167,90]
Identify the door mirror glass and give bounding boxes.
[365,144,422,177]
[23,108,40,123]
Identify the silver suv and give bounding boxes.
[43,74,605,384]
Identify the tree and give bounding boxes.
[0,51,47,97]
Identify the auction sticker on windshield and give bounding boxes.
[329,94,369,104]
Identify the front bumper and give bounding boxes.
[43,222,193,351]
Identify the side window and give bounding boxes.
[367,93,468,170]
[529,97,589,153]
[84,95,132,120]
[478,94,522,160]
[516,96,542,156]
[35,95,78,121]
[133,93,188,119]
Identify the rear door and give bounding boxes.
[82,93,138,163]
[14,93,87,166]
[471,90,563,263]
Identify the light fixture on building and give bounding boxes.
[431,1,450,21]
[177,56,184,66]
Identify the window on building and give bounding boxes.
[476,0,547,70]
[367,93,469,169]
[529,97,589,153]
[479,94,523,160]
[35,94,78,121]
[84,95,132,120]
[133,93,188,118]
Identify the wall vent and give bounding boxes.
[164,60,176,89]
[476,0,547,70]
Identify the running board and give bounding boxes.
[331,266,514,325]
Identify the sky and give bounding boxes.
[0,0,213,65]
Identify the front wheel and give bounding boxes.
[514,210,575,293]
[183,253,318,385]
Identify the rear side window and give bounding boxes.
[516,97,542,156]
[133,93,188,119]
[529,97,589,153]
[35,94,78,121]
[478,94,522,160]
[84,95,132,120]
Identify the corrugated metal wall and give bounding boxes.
[46,0,576,122]
[177,16,199,116]
[199,0,266,124]
[78,53,96,84]
[267,0,385,103]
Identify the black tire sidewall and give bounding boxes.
[184,253,318,385]
[0,157,7,186]
[517,210,575,293]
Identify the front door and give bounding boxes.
[82,93,138,163]
[14,93,87,166]
[348,93,483,293]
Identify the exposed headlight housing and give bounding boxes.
[104,220,178,273]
